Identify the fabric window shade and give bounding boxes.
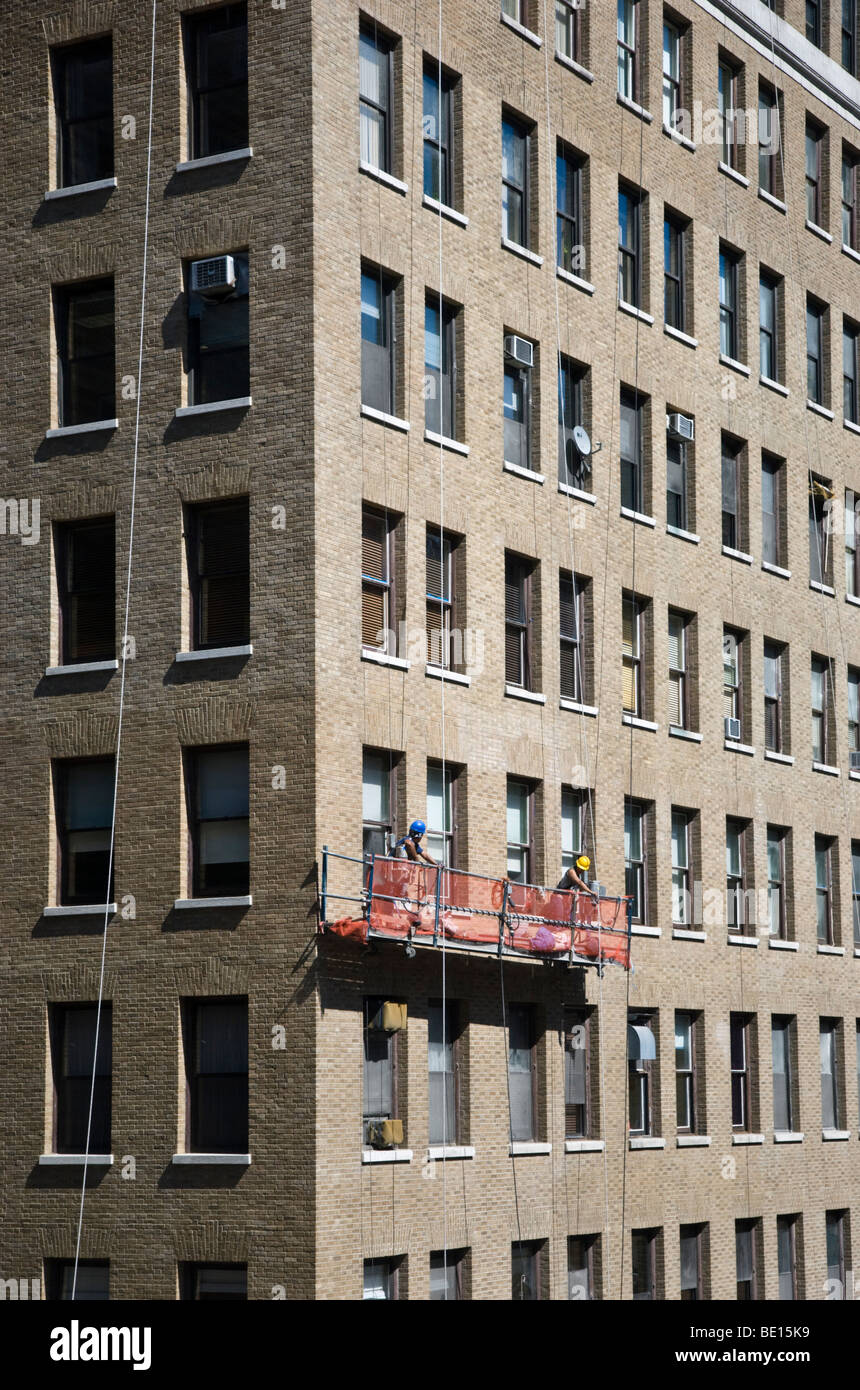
[362,753,389,823]
[65,761,114,830]
[197,749,248,820]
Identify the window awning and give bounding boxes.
[627,1022,656,1060]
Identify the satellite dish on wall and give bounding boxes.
[573,424,592,457]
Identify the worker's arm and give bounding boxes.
[418,847,436,865]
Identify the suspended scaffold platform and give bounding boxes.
[318,850,632,970]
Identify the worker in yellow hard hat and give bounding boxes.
[559,854,596,897]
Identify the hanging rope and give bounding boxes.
[71,0,157,1301]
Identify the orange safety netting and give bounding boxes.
[325,858,630,969]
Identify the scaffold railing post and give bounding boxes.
[498,879,510,957]
[320,845,328,928]
[432,863,442,946]
[365,854,375,921]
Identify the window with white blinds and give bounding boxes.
[426,530,454,668]
[362,508,393,652]
[560,571,584,700]
[668,610,686,728]
[622,594,642,715]
[505,555,531,687]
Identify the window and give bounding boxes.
[47,1260,110,1301]
[506,779,533,883]
[826,1212,847,1297]
[809,476,832,585]
[557,145,584,276]
[187,250,249,406]
[424,296,457,440]
[718,58,739,169]
[843,149,859,249]
[558,357,587,487]
[723,628,742,733]
[631,1229,658,1300]
[730,1013,753,1129]
[180,1264,247,1300]
[759,272,780,382]
[719,247,740,360]
[560,572,585,701]
[187,745,249,897]
[853,840,860,944]
[55,279,115,427]
[617,0,639,102]
[361,266,396,416]
[556,0,582,62]
[51,1003,111,1153]
[807,298,826,404]
[662,21,682,130]
[55,758,114,906]
[428,1000,458,1145]
[663,214,686,333]
[624,798,647,922]
[363,997,402,1147]
[811,656,830,763]
[767,827,787,939]
[51,37,113,187]
[777,1215,799,1300]
[758,84,779,195]
[821,1019,841,1129]
[426,763,455,866]
[815,837,835,945]
[628,1012,657,1135]
[761,453,782,567]
[362,749,394,858]
[186,499,249,651]
[184,4,248,160]
[844,0,857,71]
[426,528,456,669]
[362,506,395,653]
[508,1004,537,1141]
[618,184,643,308]
[772,1016,794,1132]
[564,1009,592,1138]
[736,1221,761,1301]
[671,811,692,926]
[184,997,248,1153]
[620,388,645,514]
[763,641,784,752]
[430,1250,466,1301]
[726,820,750,933]
[806,120,824,225]
[666,422,688,530]
[622,594,644,716]
[806,0,822,46]
[844,322,859,424]
[721,435,743,550]
[363,1258,402,1300]
[680,1225,705,1301]
[668,610,689,729]
[56,518,115,665]
[848,494,860,600]
[359,23,393,173]
[561,787,587,874]
[502,115,530,248]
[423,61,454,206]
[674,1011,696,1131]
[568,1235,599,1301]
[503,338,533,471]
[505,555,533,688]
[511,1241,544,1301]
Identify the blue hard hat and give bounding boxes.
[409,820,426,837]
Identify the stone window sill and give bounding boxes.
[45,660,118,677]
[724,740,754,755]
[768,938,798,951]
[620,507,656,527]
[505,684,546,705]
[672,928,706,941]
[728,934,758,947]
[845,418,860,435]
[773,1131,803,1143]
[677,1134,711,1147]
[362,1149,412,1164]
[426,665,470,686]
[501,235,543,266]
[631,924,660,937]
[561,698,598,716]
[427,1145,474,1160]
[554,50,594,82]
[669,726,703,742]
[822,1130,850,1141]
[616,93,653,123]
[722,545,753,563]
[360,404,410,432]
[558,482,596,504]
[174,896,252,909]
[173,1153,252,1165]
[509,1141,551,1155]
[500,11,542,45]
[629,1136,665,1149]
[760,375,788,396]
[359,161,408,195]
[362,649,410,671]
[43,903,117,918]
[39,1153,113,1166]
[807,399,834,420]
[667,524,700,544]
[762,561,791,579]
[504,460,545,483]
[622,713,658,731]
[843,242,860,263]
[46,418,118,438]
[45,176,117,200]
[663,124,695,152]
[809,580,835,595]
[732,1133,763,1145]
[421,194,468,226]
[805,219,832,243]
[175,148,252,173]
[813,761,840,776]
[175,398,250,418]
[718,161,749,187]
[758,188,786,213]
[817,944,845,955]
[618,300,654,325]
[557,266,595,294]
[424,429,469,455]
[176,645,251,662]
[564,1138,604,1152]
[764,750,794,764]
[719,353,750,377]
[664,324,698,348]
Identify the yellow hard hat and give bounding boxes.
[576,855,591,871]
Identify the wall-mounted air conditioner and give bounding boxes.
[724,716,741,741]
[504,334,534,368]
[190,254,236,295]
[666,412,694,441]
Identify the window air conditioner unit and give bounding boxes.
[367,1001,407,1032]
[504,334,534,368]
[851,750,860,771]
[666,412,694,442]
[367,1119,404,1149]
[724,716,741,741]
[190,254,236,295]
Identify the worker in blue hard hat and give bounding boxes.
[393,820,436,864]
